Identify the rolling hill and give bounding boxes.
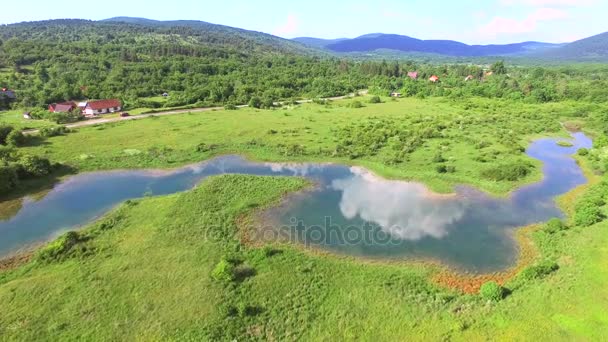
[536,31,608,62]
[294,33,562,56]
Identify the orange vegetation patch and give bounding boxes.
[0,252,32,272]
[433,224,541,294]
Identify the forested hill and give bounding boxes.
[536,31,608,62]
[0,18,316,55]
[0,19,363,109]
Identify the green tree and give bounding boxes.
[491,61,507,75]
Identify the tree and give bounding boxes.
[491,61,507,75]
[248,97,262,109]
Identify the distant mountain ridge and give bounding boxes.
[294,33,563,56]
[536,31,608,61]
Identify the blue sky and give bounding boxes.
[1,0,606,44]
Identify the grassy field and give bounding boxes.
[18,96,573,195]
[0,174,606,340]
[0,110,56,130]
[2,96,607,340]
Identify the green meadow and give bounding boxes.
[1,96,608,340]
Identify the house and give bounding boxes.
[429,75,440,83]
[0,88,16,99]
[23,112,32,119]
[83,99,122,116]
[390,92,402,98]
[465,75,474,81]
[77,102,88,110]
[162,92,169,97]
[407,71,418,80]
[49,101,77,113]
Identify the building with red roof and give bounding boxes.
[49,101,77,113]
[83,99,122,116]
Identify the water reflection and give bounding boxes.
[331,168,467,240]
[0,133,592,272]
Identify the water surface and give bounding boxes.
[0,133,591,272]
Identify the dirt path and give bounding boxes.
[25,90,368,134]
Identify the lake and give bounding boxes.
[0,133,591,273]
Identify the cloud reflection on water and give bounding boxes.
[331,167,468,241]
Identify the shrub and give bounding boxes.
[479,281,504,302]
[39,126,70,137]
[0,125,14,145]
[196,143,219,153]
[349,100,364,108]
[545,218,567,234]
[0,164,19,194]
[481,161,533,181]
[519,261,559,281]
[261,98,275,109]
[211,258,235,282]
[433,153,446,163]
[36,231,81,262]
[436,165,448,173]
[577,148,589,156]
[16,155,53,178]
[224,103,238,110]
[369,95,382,104]
[248,97,262,109]
[6,129,25,147]
[573,204,604,226]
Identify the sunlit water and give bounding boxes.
[0,133,591,272]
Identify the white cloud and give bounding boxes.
[331,168,467,241]
[273,14,299,37]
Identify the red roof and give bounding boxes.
[429,75,440,81]
[407,71,418,79]
[86,99,122,110]
[50,101,76,113]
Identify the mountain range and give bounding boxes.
[293,34,564,57]
[3,17,605,62]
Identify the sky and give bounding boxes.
[1,0,606,44]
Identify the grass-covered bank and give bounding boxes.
[16,96,584,196]
[1,174,607,340]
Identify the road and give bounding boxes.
[24,90,368,134]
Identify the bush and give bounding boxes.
[5,129,25,147]
[574,204,604,226]
[196,143,219,153]
[211,259,235,282]
[577,148,589,156]
[436,165,448,173]
[369,95,382,104]
[36,231,81,262]
[16,155,53,178]
[479,281,504,302]
[0,125,14,145]
[224,103,238,110]
[545,218,567,234]
[248,97,262,109]
[39,126,70,137]
[433,153,446,163]
[519,261,559,281]
[481,161,533,181]
[349,100,364,108]
[0,164,19,194]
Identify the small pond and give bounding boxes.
[0,133,591,273]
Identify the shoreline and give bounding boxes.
[0,133,592,288]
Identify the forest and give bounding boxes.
[1,20,608,113]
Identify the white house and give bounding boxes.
[83,99,122,116]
